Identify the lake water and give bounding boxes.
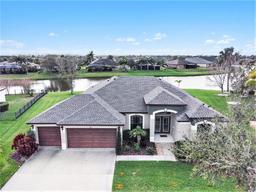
[4,75,224,94]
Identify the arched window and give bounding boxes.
[130,115,143,129]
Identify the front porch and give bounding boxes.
[149,109,177,143]
[154,133,174,143]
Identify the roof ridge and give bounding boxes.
[85,76,118,94]
[144,86,186,105]
[57,96,96,124]
[92,94,124,123]
[28,94,78,124]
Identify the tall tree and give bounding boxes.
[55,56,81,94]
[174,98,256,191]
[86,51,94,65]
[208,57,228,93]
[219,47,239,92]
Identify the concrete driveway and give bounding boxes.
[2,148,116,191]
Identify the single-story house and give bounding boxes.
[28,77,223,149]
[0,61,26,74]
[136,63,161,71]
[185,57,214,68]
[166,58,197,69]
[87,58,116,72]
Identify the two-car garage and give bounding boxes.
[37,127,116,148]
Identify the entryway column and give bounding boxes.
[150,115,155,142]
[60,127,67,150]
[32,125,39,144]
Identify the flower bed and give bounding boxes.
[120,130,157,155]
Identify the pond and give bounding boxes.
[4,75,224,94]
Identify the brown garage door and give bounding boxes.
[38,127,61,146]
[67,128,116,148]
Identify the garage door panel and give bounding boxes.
[67,128,116,148]
[38,127,61,146]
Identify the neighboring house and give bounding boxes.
[136,63,160,71]
[166,58,197,69]
[0,61,26,74]
[0,88,6,102]
[87,58,116,72]
[185,57,214,68]
[28,77,223,150]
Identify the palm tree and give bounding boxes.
[129,126,147,145]
[219,47,239,92]
[86,51,94,64]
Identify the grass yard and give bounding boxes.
[113,161,238,192]
[185,89,229,115]
[0,68,213,80]
[5,94,33,113]
[0,91,75,188]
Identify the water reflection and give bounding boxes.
[3,75,223,94]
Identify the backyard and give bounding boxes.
[0,89,228,188]
[0,68,213,80]
[113,161,238,192]
[5,94,33,113]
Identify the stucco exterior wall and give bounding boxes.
[0,89,6,102]
[173,122,192,141]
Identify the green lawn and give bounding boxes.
[5,94,33,113]
[0,68,213,80]
[0,91,74,187]
[113,161,238,192]
[184,89,229,115]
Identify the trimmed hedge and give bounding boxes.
[0,102,9,112]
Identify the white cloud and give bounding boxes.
[205,39,215,44]
[153,32,167,40]
[115,37,140,46]
[115,37,136,43]
[0,40,24,49]
[205,35,235,45]
[48,32,57,37]
[144,32,167,42]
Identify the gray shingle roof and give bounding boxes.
[185,57,213,64]
[92,77,222,120]
[28,76,223,125]
[28,94,95,124]
[58,94,124,125]
[28,93,124,125]
[88,58,116,67]
[144,86,186,105]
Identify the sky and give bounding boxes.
[0,0,255,56]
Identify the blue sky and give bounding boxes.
[0,0,255,55]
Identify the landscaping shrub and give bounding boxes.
[173,140,192,161]
[133,143,140,152]
[145,146,156,155]
[0,102,9,112]
[11,133,38,160]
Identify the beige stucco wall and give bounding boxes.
[0,89,6,102]
[172,122,192,141]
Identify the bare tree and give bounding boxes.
[55,56,81,94]
[208,58,228,93]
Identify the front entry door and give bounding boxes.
[155,116,171,133]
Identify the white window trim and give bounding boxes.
[128,114,145,130]
[194,120,216,133]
